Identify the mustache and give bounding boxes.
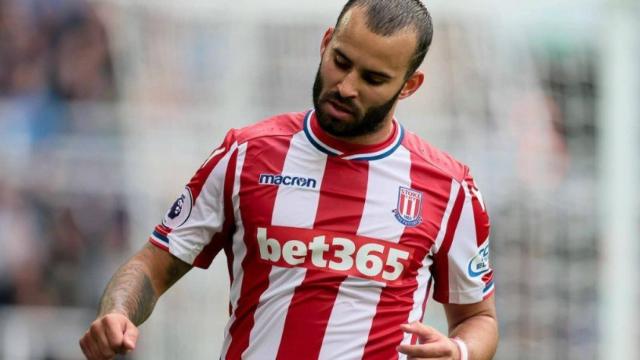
[323,91,357,114]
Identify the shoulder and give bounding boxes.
[401,129,469,182]
[232,111,307,144]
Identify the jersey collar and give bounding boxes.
[303,109,404,161]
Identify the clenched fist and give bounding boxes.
[79,313,139,360]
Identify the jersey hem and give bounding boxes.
[433,284,496,305]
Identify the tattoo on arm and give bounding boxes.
[97,244,191,325]
[98,261,158,325]
[165,255,191,289]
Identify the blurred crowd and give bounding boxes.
[0,0,126,310]
[0,180,129,307]
[0,0,115,99]
[0,0,115,143]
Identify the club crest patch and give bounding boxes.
[162,187,193,228]
[393,187,423,227]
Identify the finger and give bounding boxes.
[102,316,125,350]
[122,321,139,352]
[399,322,442,343]
[397,342,452,358]
[89,323,116,359]
[80,332,101,360]
[79,335,92,359]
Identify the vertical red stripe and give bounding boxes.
[188,130,237,201]
[222,151,239,289]
[225,137,293,360]
[362,155,460,359]
[432,185,466,304]
[410,277,434,345]
[275,158,369,360]
[467,179,490,247]
[194,149,239,268]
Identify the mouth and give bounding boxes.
[324,98,355,120]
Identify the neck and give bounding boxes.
[329,116,395,145]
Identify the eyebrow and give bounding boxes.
[334,48,393,80]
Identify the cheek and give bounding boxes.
[359,90,388,110]
[362,83,404,108]
[319,65,338,91]
[319,55,348,91]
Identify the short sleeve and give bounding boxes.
[431,170,495,304]
[149,130,239,268]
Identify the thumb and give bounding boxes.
[122,321,139,351]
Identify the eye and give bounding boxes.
[334,54,350,70]
[363,74,386,86]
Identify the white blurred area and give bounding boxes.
[0,0,637,359]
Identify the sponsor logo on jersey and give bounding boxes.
[258,173,318,189]
[255,226,414,283]
[162,187,193,228]
[393,187,423,226]
[468,241,490,277]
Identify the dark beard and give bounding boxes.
[312,66,401,138]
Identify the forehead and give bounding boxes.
[333,7,417,76]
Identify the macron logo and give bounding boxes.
[259,173,318,189]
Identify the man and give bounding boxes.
[79,1,498,359]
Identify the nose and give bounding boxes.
[336,70,358,99]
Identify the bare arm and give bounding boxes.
[98,243,193,324]
[398,296,498,359]
[80,243,192,359]
[444,295,499,359]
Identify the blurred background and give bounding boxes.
[0,0,637,359]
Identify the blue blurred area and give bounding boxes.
[0,0,115,142]
[0,0,123,312]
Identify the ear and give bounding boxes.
[399,70,425,100]
[320,27,334,56]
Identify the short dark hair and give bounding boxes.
[335,0,433,77]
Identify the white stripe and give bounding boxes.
[357,145,411,241]
[483,282,495,296]
[220,142,247,359]
[245,131,327,359]
[402,196,410,216]
[399,181,459,351]
[401,254,434,348]
[431,180,461,255]
[271,131,327,227]
[318,278,384,360]
[242,267,307,360]
[319,146,411,358]
[448,181,484,304]
[167,143,236,264]
[150,233,168,247]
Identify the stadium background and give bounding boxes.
[0,0,637,359]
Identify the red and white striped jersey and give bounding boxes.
[150,110,494,360]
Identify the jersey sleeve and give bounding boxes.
[431,170,495,304]
[149,129,239,269]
